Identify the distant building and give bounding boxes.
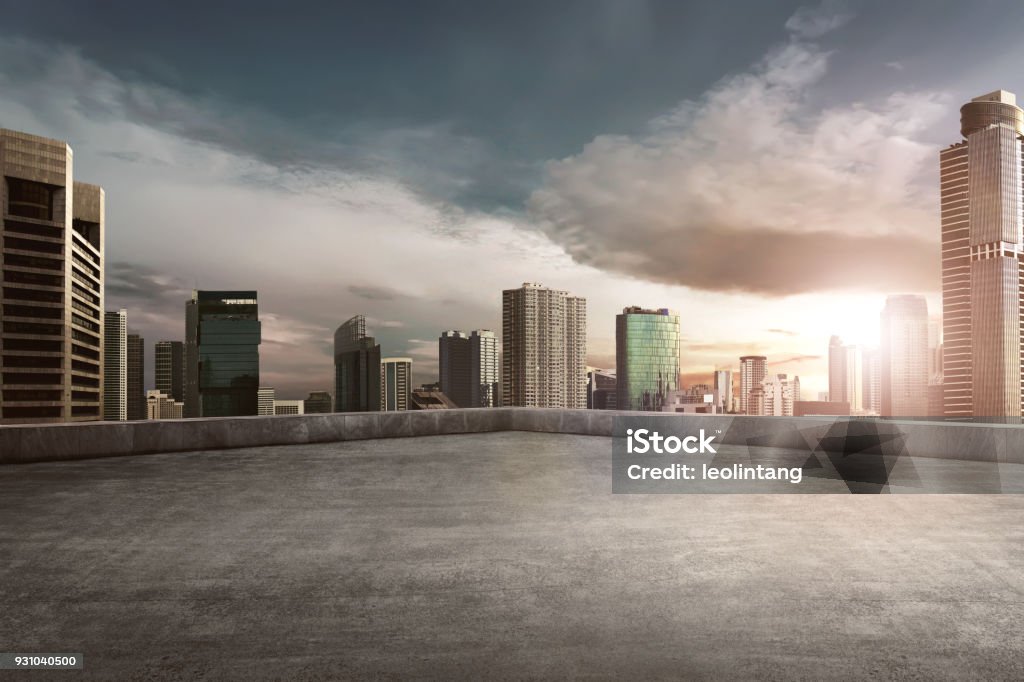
[615,307,680,411]
[304,391,333,414]
[334,315,380,412]
[663,389,716,414]
[794,401,850,417]
[587,369,617,410]
[185,291,261,417]
[127,333,145,421]
[258,386,275,416]
[862,348,882,415]
[502,283,587,408]
[739,356,767,415]
[154,341,185,402]
[410,387,458,409]
[273,400,304,416]
[146,390,183,420]
[713,369,733,413]
[381,357,412,411]
[103,309,127,421]
[470,330,499,407]
[881,295,929,417]
[817,391,829,402]
[752,373,798,417]
[828,336,862,412]
[439,331,471,407]
[0,129,105,424]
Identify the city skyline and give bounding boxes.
[9,2,1024,400]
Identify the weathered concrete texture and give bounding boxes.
[2,433,1023,680]
[5,409,1024,466]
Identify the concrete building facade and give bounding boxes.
[502,283,587,409]
[0,129,105,424]
[380,357,412,411]
[103,309,126,421]
[739,355,767,415]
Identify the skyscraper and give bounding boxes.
[828,336,862,412]
[185,291,261,417]
[154,340,185,402]
[862,348,882,415]
[713,369,733,414]
[334,314,381,412]
[0,129,105,424]
[881,295,929,417]
[615,307,680,411]
[941,90,1024,417]
[470,330,499,408]
[502,283,587,408]
[739,356,767,415]
[127,333,145,421]
[439,330,471,407]
[103,309,126,421]
[381,357,412,411]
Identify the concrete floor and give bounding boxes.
[2,432,1023,680]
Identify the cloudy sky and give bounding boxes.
[2,0,1022,398]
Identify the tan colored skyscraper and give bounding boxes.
[502,283,587,408]
[739,355,766,415]
[881,295,929,417]
[0,129,104,423]
[941,90,1024,417]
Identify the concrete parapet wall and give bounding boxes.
[0,409,1022,464]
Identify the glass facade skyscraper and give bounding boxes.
[184,291,261,417]
[334,314,381,412]
[615,307,680,411]
[155,340,184,402]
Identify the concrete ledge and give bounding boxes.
[1,408,1023,465]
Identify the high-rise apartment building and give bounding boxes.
[470,330,499,408]
[502,283,587,408]
[439,330,471,407]
[334,314,380,412]
[103,309,126,421]
[154,340,184,402]
[753,373,798,417]
[126,333,145,421]
[828,336,863,412]
[615,307,680,411]
[941,90,1024,417]
[185,291,261,417]
[0,129,104,424]
[439,329,500,408]
[739,355,767,415]
[381,357,412,411]
[881,295,929,417]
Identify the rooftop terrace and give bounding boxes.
[3,430,1024,679]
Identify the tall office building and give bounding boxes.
[502,283,587,408]
[739,355,767,415]
[103,309,126,421]
[439,330,471,407]
[713,369,733,414]
[126,333,145,421]
[941,90,1024,417]
[0,129,104,424]
[154,340,184,402]
[470,330,499,407]
[185,291,261,417]
[381,357,412,411]
[334,314,380,412]
[615,307,680,411]
[862,348,882,415]
[257,386,275,416]
[828,336,863,412]
[587,368,617,409]
[881,295,930,417]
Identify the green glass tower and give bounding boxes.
[615,307,680,411]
